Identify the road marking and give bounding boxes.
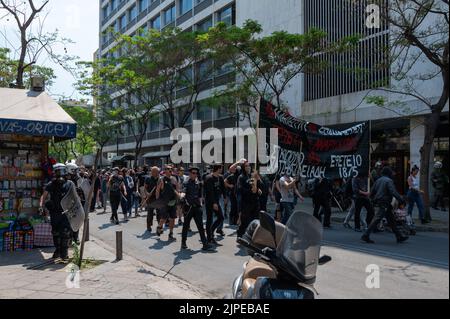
[322,240,449,269]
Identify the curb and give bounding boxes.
[330,216,449,233]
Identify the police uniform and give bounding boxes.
[44,178,73,259]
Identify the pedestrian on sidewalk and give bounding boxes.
[361,166,408,244]
[272,177,282,222]
[108,168,127,225]
[431,161,448,211]
[279,173,303,225]
[352,172,375,232]
[155,165,179,241]
[224,163,239,226]
[407,165,428,224]
[101,170,109,213]
[181,167,212,251]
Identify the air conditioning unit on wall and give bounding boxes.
[31,77,45,92]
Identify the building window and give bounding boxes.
[164,5,176,25]
[129,5,138,22]
[139,0,148,12]
[303,0,389,101]
[195,103,212,121]
[119,14,127,30]
[216,62,234,76]
[151,15,161,30]
[111,0,117,11]
[178,107,193,125]
[197,60,213,82]
[179,0,192,15]
[103,5,109,20]
[149,114,160,131]
[196,16,212,32]
[217,6,234,26]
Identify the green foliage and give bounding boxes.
[0,47,56,88]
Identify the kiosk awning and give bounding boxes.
[0,88,77,140]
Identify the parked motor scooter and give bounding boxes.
[231,211,331,299]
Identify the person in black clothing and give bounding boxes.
[144,167,160,232]
[312,177,332,228]
[256,173,269,212]
[66,163,84,245]
[108,167,127,225]
[137,166,149,210]
[224,161,243,226]
[156,165,179,241]
[237,162,262,238]
[362,166,408,244]
[352,171,375,232]
[39,164,73,260]
[181,167,213,251]
[90,170,101,212]
[204,164,226,245]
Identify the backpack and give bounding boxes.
[110,176,122,195]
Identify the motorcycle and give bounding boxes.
[231,211,331,299]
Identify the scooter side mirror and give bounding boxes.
[259,211,277,246]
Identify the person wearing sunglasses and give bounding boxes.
[181,167,213,251]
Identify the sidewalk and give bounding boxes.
[268,198,449,233]
[0,237,210,299]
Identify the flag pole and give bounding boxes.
[255,98,262,172]
[368,120,372,192]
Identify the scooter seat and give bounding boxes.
[243,258,277,281]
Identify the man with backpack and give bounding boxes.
[108,167,127,225]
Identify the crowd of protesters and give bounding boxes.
[58,158,447,250]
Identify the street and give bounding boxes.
[87,203,449,299]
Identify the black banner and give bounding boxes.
[259,99,370,180]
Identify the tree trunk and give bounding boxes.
[16,29,27,88]
[419,111,441,221]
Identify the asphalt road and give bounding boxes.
[87,206,449,299]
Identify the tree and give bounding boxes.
[77,37,161,167]
[201,20,359,126]
[0,0,76,88]
[367,0,449,219]
[0,47,56,88]
[121,28,219,132]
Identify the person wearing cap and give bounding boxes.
[155,165,179,240]
[204,164,226,245]
[39,164,73,260]
[431,161,448,211]
[181,167,212,251]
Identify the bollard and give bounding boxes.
[85,219,90,242]
[116,231,123,261]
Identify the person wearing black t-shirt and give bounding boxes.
[156,165,179,241]
[204,164,226,245]
[144,166,160,232]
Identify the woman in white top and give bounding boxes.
[407,165,427,224]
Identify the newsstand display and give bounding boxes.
[0,134,53,252]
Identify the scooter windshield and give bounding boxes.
[276,212,323,283]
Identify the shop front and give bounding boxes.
[0,88,77,252]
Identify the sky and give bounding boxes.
[0,0,99,101]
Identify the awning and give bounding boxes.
[111,154,135,162]
[0,88,77,140]
[143,151,171,158]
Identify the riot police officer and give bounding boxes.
[66,163,84,245]
[39,163,73,260]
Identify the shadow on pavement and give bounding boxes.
[0,248,54,268]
